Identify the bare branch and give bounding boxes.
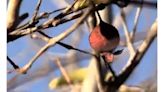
[7,0,22,32]
[7,56,19,70]
[55,57,74,88]
[7,0,157,91]
[16,7,66,31]
[121,9,135,55]
[115,20,157,88]
[17,7,94,74]
[129,0,157,8]
[114,0,157,8]
[8,3,110,42]
[30,0,42,25]
[8,12,83,42]
[32,31,93,57]
[8,50,91,90]
[131,0,143,42]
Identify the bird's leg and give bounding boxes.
[100,49,123,81]
[101,54,117,81]
[101,52,114,63]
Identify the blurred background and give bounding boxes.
[7,0,157,92]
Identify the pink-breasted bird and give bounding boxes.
[89,9,122,63]
[89,20,120,62]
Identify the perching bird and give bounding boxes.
[89,6,123,63]
[89,20,121,63]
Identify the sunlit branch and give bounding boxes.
[120,9,136,55]
[17,7,94,74]
[115,21,157,89]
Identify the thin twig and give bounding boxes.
[15,0,84,32]
[64,0,79,13]
[114,0,157,8]
[8,12,83,42]
[121,9,135,55]
[17,7,93,74]
[8,50,90,90]
[8,0,43,38]
[129,0,157,8]
[30,0,42,25]
[7,56,19,70]
[33,31,94,56]
[16,7,66,31]
[115,20,157,89]
[54,0,79,19]
[52,12,83,26]
[131,0,143,42]
[8,3,110,42]
[55,57,74,88]
[29,0,42,38]
[49,7,66,15]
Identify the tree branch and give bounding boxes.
[121,9,136,55]
[55,57,74,88]
[7,0,22,32]
[131,0,143,42]
[17,6,94,74]
[30,0,42,25]
[115,20,157,89]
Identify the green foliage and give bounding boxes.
[49,68,88,89]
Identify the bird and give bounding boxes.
[89,20,121,63]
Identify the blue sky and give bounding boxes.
[7,0,157,92]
